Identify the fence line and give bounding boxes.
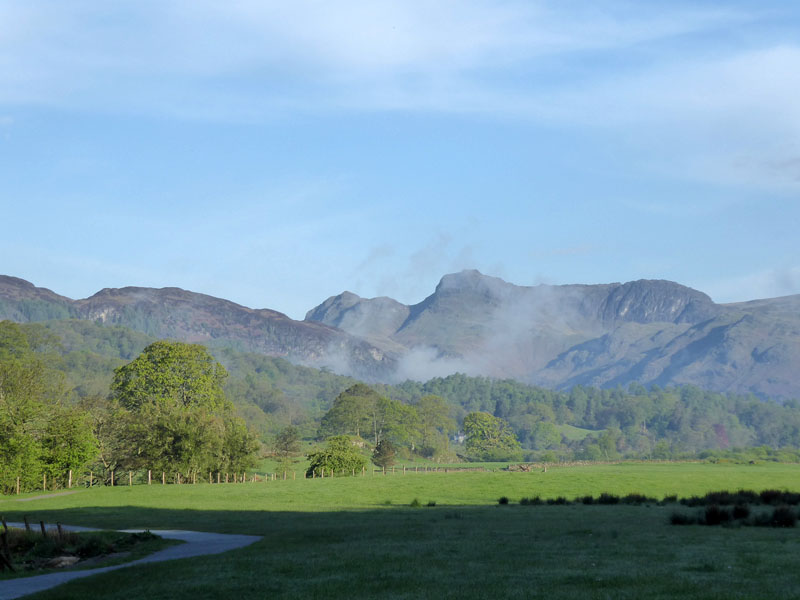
[5,464,500,494]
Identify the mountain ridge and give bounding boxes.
[2,271,798,398]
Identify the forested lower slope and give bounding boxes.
[3,319,799,461]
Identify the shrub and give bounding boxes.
[770,506,797,528]
[579,495,594,505]
[597,493,619,505]
[498,496,509,505]
[703,505,732,526]
[661,494,678,505]
[759,490,783,505]
[546,496,569,505]
[622,493,654,505]
[681,495,704,507]
[426,501,437,507]
[520,496,542,506]
[670,512,696,525]
[409,498,421,508]
[732,504,751,520]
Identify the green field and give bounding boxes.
[1,463,799,599]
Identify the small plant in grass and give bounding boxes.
[409,498,421,508]
[426,501,437,507]
[661,495,678,505]
[578,495,594,505]
[498,496,509,505]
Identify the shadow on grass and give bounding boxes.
[3,504,800,600]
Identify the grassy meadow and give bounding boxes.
[1,462,799,599]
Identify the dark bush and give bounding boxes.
[770,506,797,528]
[760,490,783,505]
[661,494,678,505]
[546,496,569,505]
[409,498,421,508]
[732,504,751,520]
[520,496,543,506]
[622,493,654,505]
[704,490,735,505]
[498,496,509,505]
[426,501,437,507]
[597,493,620,505]
[681,495,704,507]
[579,495,594,505]
[703,505,732,526]
[732,490,760,505]
[670,512,696,525]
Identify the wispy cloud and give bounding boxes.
[2,2,798,191]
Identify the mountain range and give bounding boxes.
[2,271,798,399]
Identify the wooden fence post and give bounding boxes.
[23,516,31,532]
[148,470,152,485]
[68,470,72,489]
[162,471,166,485]
[39,521,47,537]
[129,472,132,486]
[293,471,296,480]
[362,466,365,476]
[403,465,406,475]
[16,477,20,495]
[225,473,229,483]
[110,471,114,487]
[89,471,93,487]
[217,472,221,484]
[43,473,46,491]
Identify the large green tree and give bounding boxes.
[463,411,522,462]
[110,341,258,476]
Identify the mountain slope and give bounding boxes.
[306,270,800,398]
[0,277,396,379]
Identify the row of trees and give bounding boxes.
[0,321,260,493]
[315,384,524,463]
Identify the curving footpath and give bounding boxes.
[0,523,261,599]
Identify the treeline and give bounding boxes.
[387,374,800,460]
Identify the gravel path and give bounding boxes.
[0,523,261,599]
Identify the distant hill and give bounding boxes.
[306,270,800,399]
[0,275,396,380]
[3,271,799,398]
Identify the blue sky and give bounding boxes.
[1,1,799,319]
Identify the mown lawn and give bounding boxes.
[1,462,799,599]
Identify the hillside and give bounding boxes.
[306,270,800,398]
[0,275,395,381]
[2,272,799,398]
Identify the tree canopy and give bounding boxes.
[463,411,522,461]
[111,341,228,411]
